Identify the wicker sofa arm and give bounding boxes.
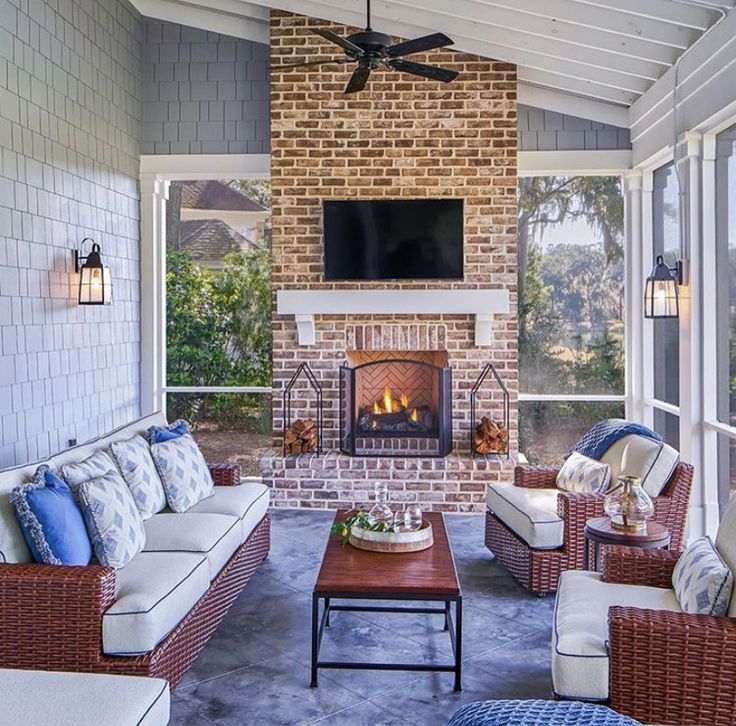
[602,546,681,588]
[514,465,559,488]
[208,462,241,486]
[557,491,605,568]
[608,606,736,726]
[0,563,116,671]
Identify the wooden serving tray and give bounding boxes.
[348,521,434,553]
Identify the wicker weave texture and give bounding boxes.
[0,503,270,689]
[208,463,241,486]
[601,546,681,588]
[608,605,736,726]
[484,512,564,595]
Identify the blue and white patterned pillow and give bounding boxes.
[672,536,733,616]
[150,433,214,513]
[61,450,118,491]
[76,470,146,569]
[556,452,611,494]
[110,435,166,519]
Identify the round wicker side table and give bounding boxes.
[583,516,670,572]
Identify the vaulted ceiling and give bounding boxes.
[134,0,735,123]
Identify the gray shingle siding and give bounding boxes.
[141,18,270,155]
[0,0,143,467]
[518,104,630,151]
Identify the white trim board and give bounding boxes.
[276,289,510,346]
[519,150,632,176]
[139,154,270,180]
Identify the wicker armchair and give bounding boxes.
[554,546,736,726]
[0,462,271,689]
[485,461,693,595]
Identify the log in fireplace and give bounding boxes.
[339,351,452,457]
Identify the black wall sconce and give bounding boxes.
[73,238,112,305]
[644,254,683,319]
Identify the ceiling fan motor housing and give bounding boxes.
[346,30,394,60]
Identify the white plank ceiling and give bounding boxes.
[135,0,735,118]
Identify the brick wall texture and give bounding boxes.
[263,11,518,512]
[141,18,269,155]
[0,0,143,467]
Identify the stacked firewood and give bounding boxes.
[473,416,508,455]
[284,418,318,454]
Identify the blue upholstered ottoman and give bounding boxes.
[448,700,643,726]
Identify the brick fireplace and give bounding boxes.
[261,11,519,512]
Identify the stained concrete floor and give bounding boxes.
[171,509,554,725]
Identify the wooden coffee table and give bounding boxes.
[584,516,671,572]
[311,511,463,691]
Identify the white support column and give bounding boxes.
[679,132,706,539]
[624,170,644,423]
[640,170,655,430]
[139,175,168,417]
[701,133,721,536]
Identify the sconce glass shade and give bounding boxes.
[78,243,112,305]
[644,255,678,318]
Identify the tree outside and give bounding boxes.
[518,176,625,464]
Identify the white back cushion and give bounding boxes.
[716,494,736,617]
[599,434,679,498]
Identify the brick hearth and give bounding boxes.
[262,11,518,512]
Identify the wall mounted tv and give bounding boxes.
[323,198,464,281]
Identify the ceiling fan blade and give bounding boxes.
[273,57,350,71]
[387,59,458,83]
[345,66,371,93]
[313,28,363,56]
[386,33,454,58]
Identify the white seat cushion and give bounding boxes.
[143,512,241,580]
[486,482,563,549]
[0,668,169,726]
[103,551,209,656]
[552,570,681,701]
[599,434,679,498]
[185,482,270,543]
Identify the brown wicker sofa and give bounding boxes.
[0,413,270,689]
[485,452,693,595]
[552,499,736,726]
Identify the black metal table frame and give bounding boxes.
[310,590,463,692]
[583,529,671,572]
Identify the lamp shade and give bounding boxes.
[644,255,678,318]
[78,243,112,305]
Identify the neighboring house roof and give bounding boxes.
[181,180,267,212]
[180,219,255,261]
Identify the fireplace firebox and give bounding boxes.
[339,352,452,457]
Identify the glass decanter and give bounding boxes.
[604,475,654,532]
[367,482,393,529]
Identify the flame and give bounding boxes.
[372,401,380,414]
[371,419,378,429]
[410,408,418,422]
[400,393,409,409]
[383,386,393,413]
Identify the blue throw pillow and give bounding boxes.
[147,419,190,444]
[10,466,92,566]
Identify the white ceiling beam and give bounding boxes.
[518,68,640,106]
[261,0,669,80]
[351,0,683,65]
[517,83,630,127]
[471,0,700,47]
[133,0,269,43]
[574,0,716,29]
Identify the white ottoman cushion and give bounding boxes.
[0,669,169,726]
[103,551,209,655]
[486,482,563,549]
[185,482,270,542]
[143,512,241,580]
[552,570,681,701]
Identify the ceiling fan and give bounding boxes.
[274,0,459,94]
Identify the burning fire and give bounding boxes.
[371,386,417,420]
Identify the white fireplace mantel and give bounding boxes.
[276,289,510,346]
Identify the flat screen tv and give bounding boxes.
[323,199,464,281]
